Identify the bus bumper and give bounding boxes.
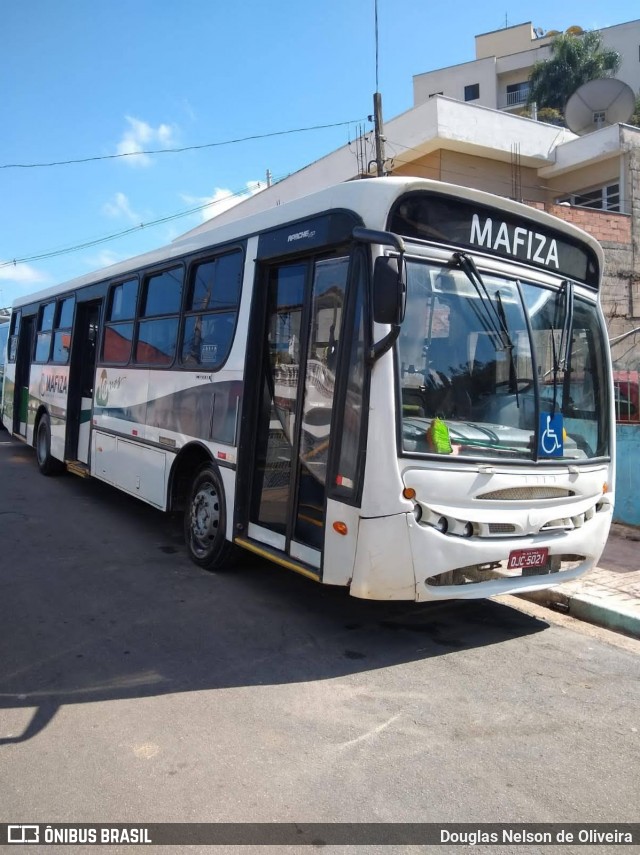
[407,508,613,602]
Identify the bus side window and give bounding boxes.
[102,278,139,364]
[134,266,183,366]
[35,302,55,362]
[52,297,75,363]
[181,250,243,368]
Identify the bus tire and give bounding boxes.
[35,413,63,476]
[184,463,237,571]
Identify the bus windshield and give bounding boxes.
[398,259,610,461]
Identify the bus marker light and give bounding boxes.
[603,482,609,494]
[403,487,416,500]
[333,522,348,536]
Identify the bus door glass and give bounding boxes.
[67,301,101,464]
[249,256,348,568]
[14,313,34,437]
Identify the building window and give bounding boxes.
[557,183,620,212]
[464,83,480,102]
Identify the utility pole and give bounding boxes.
[373,91,386,177]
[266,169,272,188]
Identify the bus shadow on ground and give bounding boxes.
[0,440,550,744]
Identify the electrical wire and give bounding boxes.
[0,179,284,270]
[0,119,367,170]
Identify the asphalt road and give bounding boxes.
[1,429,639,853]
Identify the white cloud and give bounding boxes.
[87,250,123,268]
[181,180,264,222]
[116,116,177,167]
[102,192,142,224]
[0,261,50,286]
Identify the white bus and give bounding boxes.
[1,178,615,600]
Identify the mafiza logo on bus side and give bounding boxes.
[39,372,68,397]
[96,369,127,407]
[470,214,560,269]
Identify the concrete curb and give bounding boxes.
[519,587,640,640]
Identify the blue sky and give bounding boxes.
[0,0,635,310]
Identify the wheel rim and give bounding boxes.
[190,479,220,556]
[37,422,48,465]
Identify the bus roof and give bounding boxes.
[11,177,604,309]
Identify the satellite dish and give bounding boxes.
[565,78,635,135]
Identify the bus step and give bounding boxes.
[66,460,91,478]
[234,536,321,581]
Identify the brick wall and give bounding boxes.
[525,200,639,351]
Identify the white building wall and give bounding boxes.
[180,97,577,237]
[414,18,640,113]
[413,57,498,108]
[475,22,552,59]
[600,19,640,96]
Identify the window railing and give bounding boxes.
[503,86,530,107]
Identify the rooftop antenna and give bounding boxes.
[371,0,386,176]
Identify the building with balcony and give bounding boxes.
[412,19,640,114]
[181,19,640,351]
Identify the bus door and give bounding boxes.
[13,314,35,437]
[247,256,349,571]
[66,300,101,465]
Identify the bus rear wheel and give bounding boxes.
[36,414,63,476]
[184,463,237,571]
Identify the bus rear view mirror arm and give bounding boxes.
[353,227,407,364]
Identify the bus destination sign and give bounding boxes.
[389,192,600,288]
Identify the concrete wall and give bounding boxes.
[544,160,622,205]
[475,22,551,59]
[601,19,640,96]
[413,57,498,109]
[393,149,543,200]
[415,19,640,114]
[615,425,640,526]
[527,201,636,342]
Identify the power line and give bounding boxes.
[0,180,282,270]
[0,120,367,170]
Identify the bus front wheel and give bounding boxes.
[184,464,237,571]
[36,414,63,476]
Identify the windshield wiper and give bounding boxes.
[452,252,506,342]
[549,279,575,414]
[495,289,519,405]
[452,252,520,406]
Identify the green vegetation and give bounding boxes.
[527,31,621,113]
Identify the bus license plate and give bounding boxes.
[507,547,549,570]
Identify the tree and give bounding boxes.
[528,30,621,113]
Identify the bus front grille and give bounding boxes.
[478,487,574,500]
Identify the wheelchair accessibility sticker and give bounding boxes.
[539,413,564,458]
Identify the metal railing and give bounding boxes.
[503,87,530,108]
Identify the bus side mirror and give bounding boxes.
[373,255,407,325]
